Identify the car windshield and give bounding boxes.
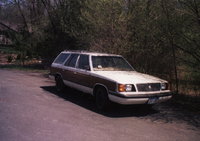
[92,56,134,71]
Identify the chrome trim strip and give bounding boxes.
[109,91,172,99]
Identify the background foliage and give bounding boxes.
[0,0,200,94]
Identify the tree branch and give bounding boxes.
[0,22,19,34]
[174,44,200,63]
[14,0,30,34]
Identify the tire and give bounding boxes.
[95,87,110,110]
[55,75,65,92]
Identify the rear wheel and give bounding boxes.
[95,87,110,110]
[55,75,65,92]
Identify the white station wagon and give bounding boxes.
[50,50,172,109]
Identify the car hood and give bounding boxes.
[92,71,167,84]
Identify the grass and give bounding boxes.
[0,46,48,73]
[0,46,19,54]
[0,64,49,73]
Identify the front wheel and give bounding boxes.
[55,75,65,92]
[95,87,110,110]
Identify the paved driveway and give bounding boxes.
[0,69,199,141]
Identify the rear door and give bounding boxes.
[75,54,91,88]
[62,54,79,83]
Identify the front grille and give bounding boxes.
[136,83,161,92]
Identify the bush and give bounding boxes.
[7,55,13,63]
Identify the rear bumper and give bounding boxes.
[108,92,172,105]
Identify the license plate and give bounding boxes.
[148,97,158,104]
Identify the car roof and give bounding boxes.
[61,50,122,57]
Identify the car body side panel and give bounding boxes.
[90,75,116,92]
[74,70,92,88]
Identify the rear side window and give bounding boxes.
[77,55,90,70]
[54,53,69,64]
[64,54,79,67]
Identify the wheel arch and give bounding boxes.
[93,83,109,97]
[54,72,63,80]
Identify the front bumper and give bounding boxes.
[108,91,172,105]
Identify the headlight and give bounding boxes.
[161,83,168,90]
[118,84,135,92]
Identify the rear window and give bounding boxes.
[54,53,70,64]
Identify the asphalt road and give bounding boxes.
[0,69,199,141]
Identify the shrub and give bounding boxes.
[7,55,13,63]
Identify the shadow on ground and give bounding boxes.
[41,86,158,118]
[41,86,200,129]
